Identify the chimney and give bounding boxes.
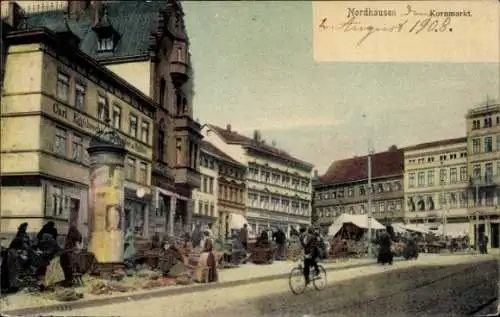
[67,0,90,19]
[226,124,231,132]
[253,130,261,142]
[6,2,24,29]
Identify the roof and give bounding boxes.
[200,140,243,167]
[207,124,314,170]
[403,137,467,152]
[22,1,175,61]
[319,148,404,184]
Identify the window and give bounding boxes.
[440,168,447,184]
[52,185,63,216]
[203,177,208,193]
[97,95,109,121]
[198,201,202,214]
[129,114,138,137]
[141,121,149,143]
[485,136,493,152]
[126,158,136,180]
[497,135,500,151]
[379,202,385,212]
[54,127,67,156]
[448,168,457,183]
[484,117,492,128]
[209,178,214,194]
[139,162,147,183]
[72,134,83,162]
[347,187,354,197]
[472,119,480,130]
[418,172,425,186]
[204,202,209,215]
[427,170,434,186]
[210,204,215,217]
[460,166,467,182]
[157,128,165,161]
[473,164,481,179]
[75,83,86,110]
[112,105,121,129]
[485,163,493,182]
[57,72,69,101]
[176,45,184,61]
[408,173,415,187]
[97,36,114,52]
[359,186,366,196]
[472,138,481,153]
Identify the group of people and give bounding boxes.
[1,222,83,293]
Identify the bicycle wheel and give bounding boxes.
[313,265,327,291]
[288,267,306,295]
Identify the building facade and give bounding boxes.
[16,0,202,236]
[203,125,313,236]
[403,138,470,236]
[0,27,155,238]
[191,142,219,231]
[314,147,405,231]
[466,101,500,249]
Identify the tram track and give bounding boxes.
[313,259,497,316]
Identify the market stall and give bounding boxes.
[327,214,385,258]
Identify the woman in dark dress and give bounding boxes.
[59,226,83,286]
[377,225,395,265]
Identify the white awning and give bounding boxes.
[328,213,385,236]
[229,213,249,230]
[428,223,469,237]
[404,224,429,234]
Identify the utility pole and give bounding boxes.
[440,161,447,238]
[367,149,374,257]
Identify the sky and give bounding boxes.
[182,1,499,173]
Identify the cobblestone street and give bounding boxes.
[36,254,494,317]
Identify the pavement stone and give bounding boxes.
[2,253,492,316]
[41,254,495,317]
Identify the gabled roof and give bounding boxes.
[207,124,314,170]
[22,1,180,61]
[201,140,243,167]
[402,137,466,152]
[319,148,404,184]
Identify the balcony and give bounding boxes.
[174,116,201,133]
[469,174,500,187]
[152,160,175,180]
[175,167,201,189]
[170,61,189,88]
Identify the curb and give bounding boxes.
[3,260,377,316]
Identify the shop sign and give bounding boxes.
[52,102,148,155]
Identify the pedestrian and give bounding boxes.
[239,224,248,251]
[273,228,286,260]
[481,235,489,254]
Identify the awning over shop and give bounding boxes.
[229,213,249,230]
[403,224,429,234]
[328,214,385,236]
[427,223,469,237]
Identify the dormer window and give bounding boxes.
[97,35,115,52]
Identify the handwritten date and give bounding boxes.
[319,16,453,47]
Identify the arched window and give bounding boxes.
[159,77,166,107]
[157,119,165,161]
[182,97,188,114]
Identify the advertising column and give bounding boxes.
[87,129,127,264]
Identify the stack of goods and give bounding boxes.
[329,238,347,258]
[286,238,302,261]
[391,241,405,257]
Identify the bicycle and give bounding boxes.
[288,256,327,295]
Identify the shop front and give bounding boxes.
[124,187,152,236]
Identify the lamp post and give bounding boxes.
[367,148,374,257]
[475,177,480,252]
[440,161,447,238]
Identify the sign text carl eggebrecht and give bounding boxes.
[347,8,397,19]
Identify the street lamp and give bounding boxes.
[362,114,375,258]
[440,161,447,238]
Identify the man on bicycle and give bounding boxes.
[300,226,320,285]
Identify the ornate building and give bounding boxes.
[10,0,202,236]
[314,147,404,231]
[203,125,313,236]
[0,25,155,239]
[194,141,247,238]
[403,138,469,236]
[466,100,500,249]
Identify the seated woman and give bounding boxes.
[188,230,218,283]
[59,226,83,286]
